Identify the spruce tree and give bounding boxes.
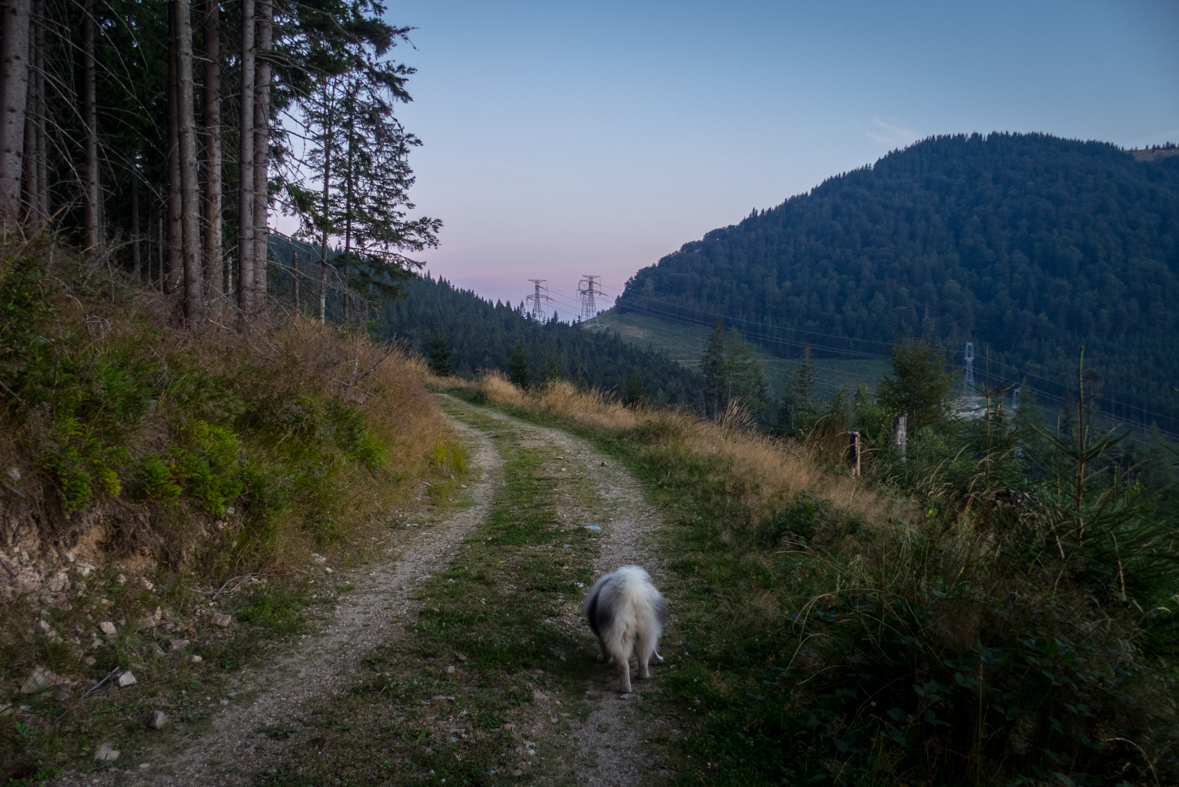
[425,333,453,377]
[623,369,647,408]
[700,316,727,420]
[724,328,769,422]
[508,339,531,390]
[876,338,957,433]
[784,345,820,433]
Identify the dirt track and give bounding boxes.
[52,401,679,786]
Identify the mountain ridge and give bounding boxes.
[617,132,1179,431]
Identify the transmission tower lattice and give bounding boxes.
[578,276,601,324]
[526,279,551,321]
[962,342,975,400]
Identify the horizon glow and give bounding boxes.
[289,0,1179,315]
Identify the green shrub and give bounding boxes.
[170,420,244,516]
[756,494,827,546]
[45,447,93,515]
[139,454,181,500]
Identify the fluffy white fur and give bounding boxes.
[583,565,666,693]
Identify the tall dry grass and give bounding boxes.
[466,371,896,529]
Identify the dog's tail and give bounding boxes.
[601,568,664,661]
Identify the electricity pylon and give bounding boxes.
[578,275,601,325]
[526,279,551,321]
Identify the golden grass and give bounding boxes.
[451,370,895,529]
[233,320,457,567]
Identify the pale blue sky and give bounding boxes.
[377,0,1179,314]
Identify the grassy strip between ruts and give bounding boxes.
[253,404,606,786]
[476,403,811,785]
[442,393,799,785]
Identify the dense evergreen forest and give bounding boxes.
[616,133,1179,433]
[378,275,701,405]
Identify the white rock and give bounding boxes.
[84,656,97,666]
[20,666,67,694]
[117,670,137,687]
[211,612,232,627]
[38,619,52,634]
[149,710,167,730]
[46,571,69,593]
[7,466,20,482]
[94,742,120,762]
[169,638,190,652]
[191,655,203,663]
[99,621,117,636]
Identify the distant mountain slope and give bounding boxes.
[617,132,1179,431]
[378,276,701,405]
[596,307,888,402]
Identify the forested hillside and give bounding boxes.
[617,133,1179,432]
[378,275,701,405]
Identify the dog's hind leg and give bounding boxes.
[636,636,657,679]
[617,655,632,693]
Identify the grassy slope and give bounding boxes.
[0,246,465,781]
[592,309,889,401]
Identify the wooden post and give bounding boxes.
[892,413,907,462]
[847,431,861,476]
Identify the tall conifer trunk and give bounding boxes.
[202,0,223,299]
[175,0,204,325]
[131,166,140,277]
[19,0,36,226]
[251,0,271,314]
[316,79,335,326]
[82,0,101,250]
[166,2,182,294]
[236,0,255,318]
[342,93,354,322]
[0,0,31,228]
[32,4,44,222]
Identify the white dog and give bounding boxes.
[584,565,666,693]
